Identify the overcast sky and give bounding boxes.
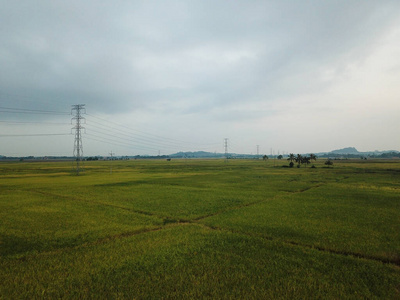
[1,0,400,156]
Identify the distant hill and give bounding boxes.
[168,148,399,159]
[330,147,359,154]
[170,151,224,158]
[1,148,398,160]
[315,147,399,158]
[169,151,265,159]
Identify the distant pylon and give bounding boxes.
[71,104,86,175]
[109,151,114,174]
[224,138,229,160]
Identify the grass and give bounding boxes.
[1,158,400,298]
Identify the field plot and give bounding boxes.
[1,159,400,298]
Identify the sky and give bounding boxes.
[1,0,400,157]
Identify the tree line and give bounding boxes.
[286,153,333,168]
[262,153,333,168]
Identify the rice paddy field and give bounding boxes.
[1,158,399,299]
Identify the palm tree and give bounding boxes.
[309,153,317,167]
[287,153,295,167]
[303,156,311,167]
[295,154,303,167]
[287,153,295,163]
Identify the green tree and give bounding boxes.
[325,159,333,168]
[287,153,295,163]
[303,156,311,167]
[295,154,303,167]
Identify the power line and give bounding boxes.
[86,113,190,145]
[86,113,220,148]
[0,91,65,106]
[0,106,69,115]
[85,116,183,152]
[85,133,160,152]
[84,114,221,154]
[0,120,69,125]
[0,102,222,155]
[85,124,186,151]
[0,133,71,137]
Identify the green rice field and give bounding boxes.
[1,159,399,298]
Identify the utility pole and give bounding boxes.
[257,145,260,159]
[71,104,85,175]
[224,138,229,161]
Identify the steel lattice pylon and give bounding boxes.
[71,104,85,175]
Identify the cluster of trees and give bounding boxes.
[368,152,400,159]
[86,156,99,161]
[286,154,334,168]
[324,159,334,167]
[287,153,317,168]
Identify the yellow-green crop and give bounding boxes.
[1,159,399,298]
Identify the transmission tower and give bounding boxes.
[71,104,86,175]
[224,138,229,160]
[109,151,114,174]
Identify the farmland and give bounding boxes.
[1,159,399,299]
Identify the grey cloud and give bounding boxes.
[2,0,398,113]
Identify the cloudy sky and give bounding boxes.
[1,0,399,156]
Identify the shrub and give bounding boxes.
[325,159,333,167]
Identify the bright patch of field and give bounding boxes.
[1,159,399,298]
